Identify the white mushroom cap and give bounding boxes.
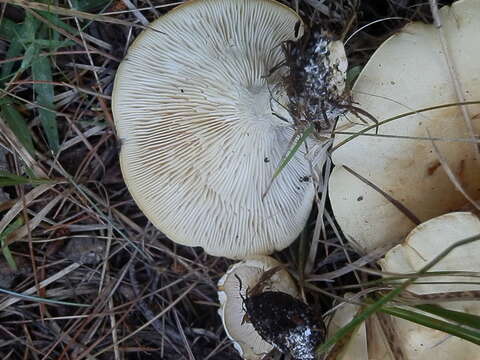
[112,0,329,259]
[329,0,480,253]
[330,212,480,360]
[217,255,298,359]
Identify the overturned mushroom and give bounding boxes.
[218,255,326,359]
[329,0,480,253]
[113,0,346,259]
[217,256,299,359]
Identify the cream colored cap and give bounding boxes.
[378,212,480,359]
[329,0,480,253]
[328,212,480,359]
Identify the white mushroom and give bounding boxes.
[328,0,480,253]
[217,255,298,359]
[112,0,342,259]
[328,212,480,359]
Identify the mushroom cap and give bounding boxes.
[328,212,480,359]
[327,297,369,360]
[328,303,412,360]
[328,0,480,253]
[217,255,298,359]
[379,211,480,359]
[112,0,327,259]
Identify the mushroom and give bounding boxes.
[217,255,298,359]
[328,0,480,253]
[378,211,480,359]
[328,301,398,360]
[327,296,370,360]
[112,0,345,259]
[328,212,480,359]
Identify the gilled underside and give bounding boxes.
[113,0,323,258]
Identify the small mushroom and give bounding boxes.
[217,255,298,359]
[328,0,480,253]
[112,0,338,259]
[328,212,480,359]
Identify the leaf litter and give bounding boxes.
[0,0,460,359]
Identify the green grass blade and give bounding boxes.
[0,217,23,270]
[23,11,42,39]
[316,233,480,355]
[272,125,314,181]
[0,18,18,38]
[0,99,36,155]
[1,244,16,270]
[0,20,23,83]
[0,39,23,83]
[0,170,53,186]
[19,44,38,72]
[381,306,480,345]
[346,65,362,90]
[1,10,60,152]
[32,49,59,152]
[0,287,90,307]
[27,12,60,153]
[414,304,480,331]
[31,39,75,48]
[71,0,111,11]
[316,296,386,355]
[332,100,480,151]
[0,12,41,85]
[0,12,42,155]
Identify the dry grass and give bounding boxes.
[0,1,458,360]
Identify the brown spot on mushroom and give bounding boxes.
[457,158,466,181]
[426,160,441,176]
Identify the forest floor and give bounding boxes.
[0,1,455,359]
